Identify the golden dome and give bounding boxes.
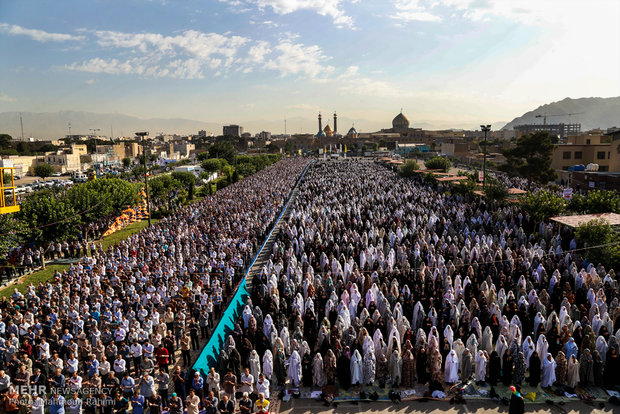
[392,112,410,129]
[324,124,334,136]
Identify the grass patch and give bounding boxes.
[0,264,67,298]
[0,219,159,298]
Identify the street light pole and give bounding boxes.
[480,125,491,188]
[136,132,151,226]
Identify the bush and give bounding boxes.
[398,160,420,177]
[452,179,477,196]
[197,185,212,198]
[425,156,451,173]
[484,183,509,201]
[213,177,229,190]
[522,190,567,222]
[201,158,222,173]
[575,218,620,270]
[171,171,196,201]
[236,162,256,177]
[569,190,620,214]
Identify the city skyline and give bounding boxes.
[1,0,619,133]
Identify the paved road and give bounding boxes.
[278,397,615,414]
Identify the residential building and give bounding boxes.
[257,131,271,140]
[223,125,243,137]
[1,155,40,176]
[552,132,620,181]
[168,141,195,158]
[44,151,81,173]
[514,123,581,140]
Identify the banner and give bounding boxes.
[562,188,573,200]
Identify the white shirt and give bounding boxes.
[130,344,143,357]
[114,358,126,373]
[240,373,254,394]
[256,379,270,398]
[31,397,45,414]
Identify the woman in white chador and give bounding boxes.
[444,349,459,384]
[350,349,363,385]
[475,351,488,383]
[262,350,273,380]
[287,350,302,387]
[541,353,556,387]
[249,350,261,381]
[522,336,535,369]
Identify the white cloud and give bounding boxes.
[0,93,17,102]
[67,29,251,79]
[265,37,334,79]
[390,0,442,22]
[85,79,96,85]
[0,23,84,42]
[391,0,619,25]
[393,11,441,22]
[220,0,355,28]
[247,41,272,64]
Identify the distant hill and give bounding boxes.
[0,111,221,139]
[502,97,620,131]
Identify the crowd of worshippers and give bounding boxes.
[0,159,307,414]
[215,160,619,397]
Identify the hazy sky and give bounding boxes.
[1,0,619,132]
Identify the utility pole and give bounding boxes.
[135,132,151,226]
[480,125,491,188]
[19,113,24,140]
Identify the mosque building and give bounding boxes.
[316,112,341,138]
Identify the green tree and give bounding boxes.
[521,190,567,222]
[424,156,451,172]
[569,190,620,214]
[149,175,181,210]
[221,165,234,183]
[196,152,211,162]
[575,218,620,270]
[500,131,557,183]
[132,166,146,180]
[208,142,236,164]
[34,163,55,181]
[0,214,26,260]
[18,189,80,243]
[236,162,256,177]
[122,157,132,168]
[66,178,140,226]
[484,182,509,202]
[171,171,196,201]
[452,178,477,196]
[0,134,12,148]
[398,160,420,177]
[201,158,222,173]
[265,143,280,153]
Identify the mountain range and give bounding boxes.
[501,97,620,131]
[1,97,618,139]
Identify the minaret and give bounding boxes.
[333,112,337,134]
[318,113,322,132]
